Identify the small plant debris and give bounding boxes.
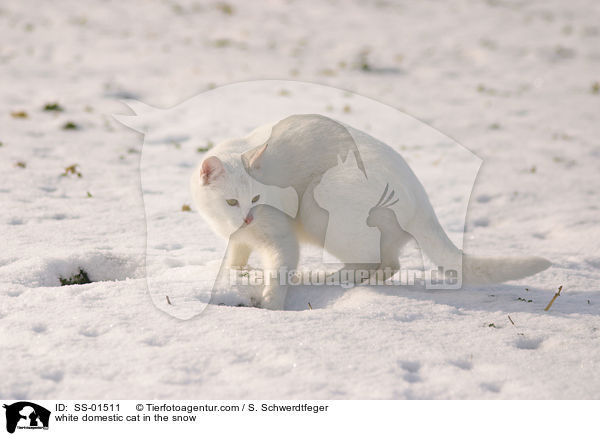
[213,38,232,48]
[343,104,352,113]
[552,132,574,141]
[508,315,515,326]
[181,204,191,212]
[15,161,26,168]
[11,110,28,118]
[62,121,79,130]
[544,285,563,311]
[166,295,172,305]
[43,102,64,112]
[357,49,372,71]
[59,268,91,285]
[308,302,313,310]
[87,191,93,198]
[197,141,214,153]
[517,297,533,303]
[318,68,336,77]
[62,164,82,178]
[592,82,600,94]
[0,141,4,147]
[488,323,497,328]
[216,2,234,15]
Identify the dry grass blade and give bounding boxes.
[62,164,82,177]
[11,110,28,118]
[544,285,563,311]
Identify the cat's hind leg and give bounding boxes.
[334,226,413,285]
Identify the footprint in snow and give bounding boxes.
[399,361,422,383]
[31,323,47,333]
[79,327,102,338]
[142,336,168,347]
[514,336,544,350]
[481,382,502,393]
[40,369,64,383]
[448,359,473,371]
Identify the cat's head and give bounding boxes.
[314,151,366,208]
[190,153,264,237]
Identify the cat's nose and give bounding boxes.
[244,213,253,225]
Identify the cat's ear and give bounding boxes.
[200,156,224,185]
[244,143,268,169]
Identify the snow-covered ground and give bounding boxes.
[1,0,599,399]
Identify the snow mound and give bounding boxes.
[0,252,143,288]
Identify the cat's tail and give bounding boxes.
[461,254,551,285]
[407,211,551,285]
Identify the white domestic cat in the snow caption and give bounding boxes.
[191,114,550,310]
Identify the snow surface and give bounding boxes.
[1,0,599,399]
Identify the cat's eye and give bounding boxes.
[252,195,260,203]
[226,199,239,206]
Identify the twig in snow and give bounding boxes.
[508,315,515,326]
[544,285,563,312]
[166,295,172,305]
[308,302,313,310]
[62,164,82,177]
[11,110,28,118]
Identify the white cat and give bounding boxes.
[191,114,551,309]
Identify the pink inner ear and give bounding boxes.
[201,156,224,185]
[248,143,268,168]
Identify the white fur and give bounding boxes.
[191,114,551,309]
